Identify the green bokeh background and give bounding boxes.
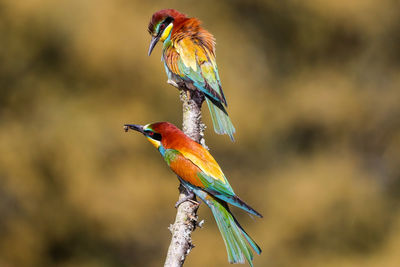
[1,0,400,266]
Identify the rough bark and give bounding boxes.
[164,89,206,267]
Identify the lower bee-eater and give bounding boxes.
[147,9,236,141]
[124,122,261,266]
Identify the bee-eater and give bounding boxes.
[124,122,261,266]
[147,9,236,141]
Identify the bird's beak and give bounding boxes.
[124,124,144,134]
[148,35,160,56]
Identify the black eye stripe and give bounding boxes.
[163,16,173,26]
[158,16,173,35]
[144,130,162,141]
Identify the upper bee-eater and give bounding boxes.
[147,9,236,141]
[124,122,261,266]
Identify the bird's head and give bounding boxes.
[124,122,183,152]
[124,123,163,149]
[147,9,187,56]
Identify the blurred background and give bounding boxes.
[1,0,399,266]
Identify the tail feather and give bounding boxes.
[214,193,263,218]
[197,173,263,218]
[234,196,263,218]
[193,187,261,267]
[205,98,235,141]
[232,215,262,255]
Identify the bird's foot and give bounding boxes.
[167,79,179,89]
[175,191,199,208]
[197,219,205,228]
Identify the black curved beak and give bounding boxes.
[148,36,160,56]
[124,124,144,134]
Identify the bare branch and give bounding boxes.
[164,89,206,267]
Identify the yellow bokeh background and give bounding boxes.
[1,0,399,266]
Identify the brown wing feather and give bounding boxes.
[164,46,182,76]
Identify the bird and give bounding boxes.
[147,9,236,141]
[124,122,261,266]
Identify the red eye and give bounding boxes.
[160,24,165,30]
[148,132,154,136]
